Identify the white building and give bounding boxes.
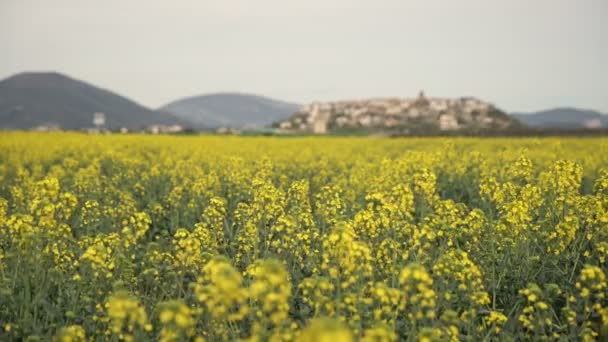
[439,114,459,130]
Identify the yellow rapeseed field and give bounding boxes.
[0,132,607,341]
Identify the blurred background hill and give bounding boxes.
[160,93,299,129]
[1,71,607,135]
[511,108,608,129]
[0,72,182,130]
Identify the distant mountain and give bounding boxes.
[160,93,300,129]
[0,72,183,130]
[511,108,608,129]
[275,93,521,134]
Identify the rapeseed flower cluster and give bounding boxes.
[53,325,86,342]
[105,291,152,341]
[157,300,196,342]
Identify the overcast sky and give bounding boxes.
[1,0,606,112]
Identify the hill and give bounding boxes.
[160,93,300,129]
[275,92,521,134]
[511,108,608,129]
[0,72,183,130]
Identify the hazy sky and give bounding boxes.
[1,0,606,112]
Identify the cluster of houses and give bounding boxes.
[278,91,515,133]
[30,92,520,135]
[31,112,187,134]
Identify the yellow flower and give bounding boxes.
[298,318,353,342]
[105,291,149,338]
[158,300,195,342]
[54,325,86,342]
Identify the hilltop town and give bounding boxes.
[276,91,519,134]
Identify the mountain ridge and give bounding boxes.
[510,107,608,129]
[160,93,300,129]
[0,72,183,130]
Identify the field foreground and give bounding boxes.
[0,133,607,341]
